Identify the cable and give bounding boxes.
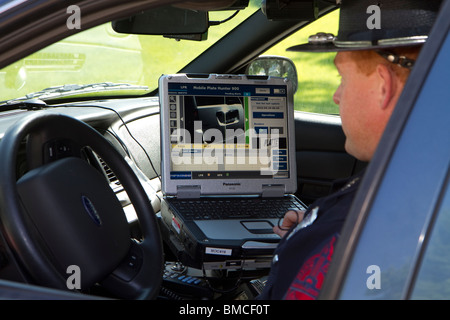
[105,128,133,159]
[209,10,240,26]
[63,104,162,184]
[277,208,302,231]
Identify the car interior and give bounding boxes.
[0,0,369,300]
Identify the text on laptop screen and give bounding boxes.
[167,82,290,180]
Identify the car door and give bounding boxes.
[320,0,450,299]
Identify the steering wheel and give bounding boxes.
[0,112,163,299]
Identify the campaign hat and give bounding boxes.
[288,0,443,53]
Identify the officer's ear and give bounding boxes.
[376,63,397,110]
[375,63,404,110]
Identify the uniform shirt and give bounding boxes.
[258,171,364,300]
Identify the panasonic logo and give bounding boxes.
[223,182,241,186]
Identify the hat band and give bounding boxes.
[377,35,428,46]
[377,51,416,69]
[334,35,428,49]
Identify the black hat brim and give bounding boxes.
[287,42,342,53]
[287,40,426,53]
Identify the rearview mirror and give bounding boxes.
[112,6,209,37]
[246,56,298,93]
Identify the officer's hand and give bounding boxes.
[273,209,305,238]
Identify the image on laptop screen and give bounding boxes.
[167,80,289,178]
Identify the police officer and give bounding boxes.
[258,0,443,300]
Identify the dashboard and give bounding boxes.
[0,97,165,230]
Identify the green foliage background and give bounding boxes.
[264,10,340,114]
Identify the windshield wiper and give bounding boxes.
[0,82,149,107]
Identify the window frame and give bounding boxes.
[409,171,450,299]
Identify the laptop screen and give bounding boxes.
[160,74,297,196]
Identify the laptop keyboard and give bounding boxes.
[169,197,306,221]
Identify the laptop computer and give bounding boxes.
[158,73,306,270]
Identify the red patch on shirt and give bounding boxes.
[284,235,337,300]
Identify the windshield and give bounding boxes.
[0,1,260,102]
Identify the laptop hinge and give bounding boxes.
[176,185,201,199]
[261,185,285,198]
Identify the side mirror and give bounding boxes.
[246,55,298,93]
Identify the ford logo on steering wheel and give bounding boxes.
[81,195,102,227]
